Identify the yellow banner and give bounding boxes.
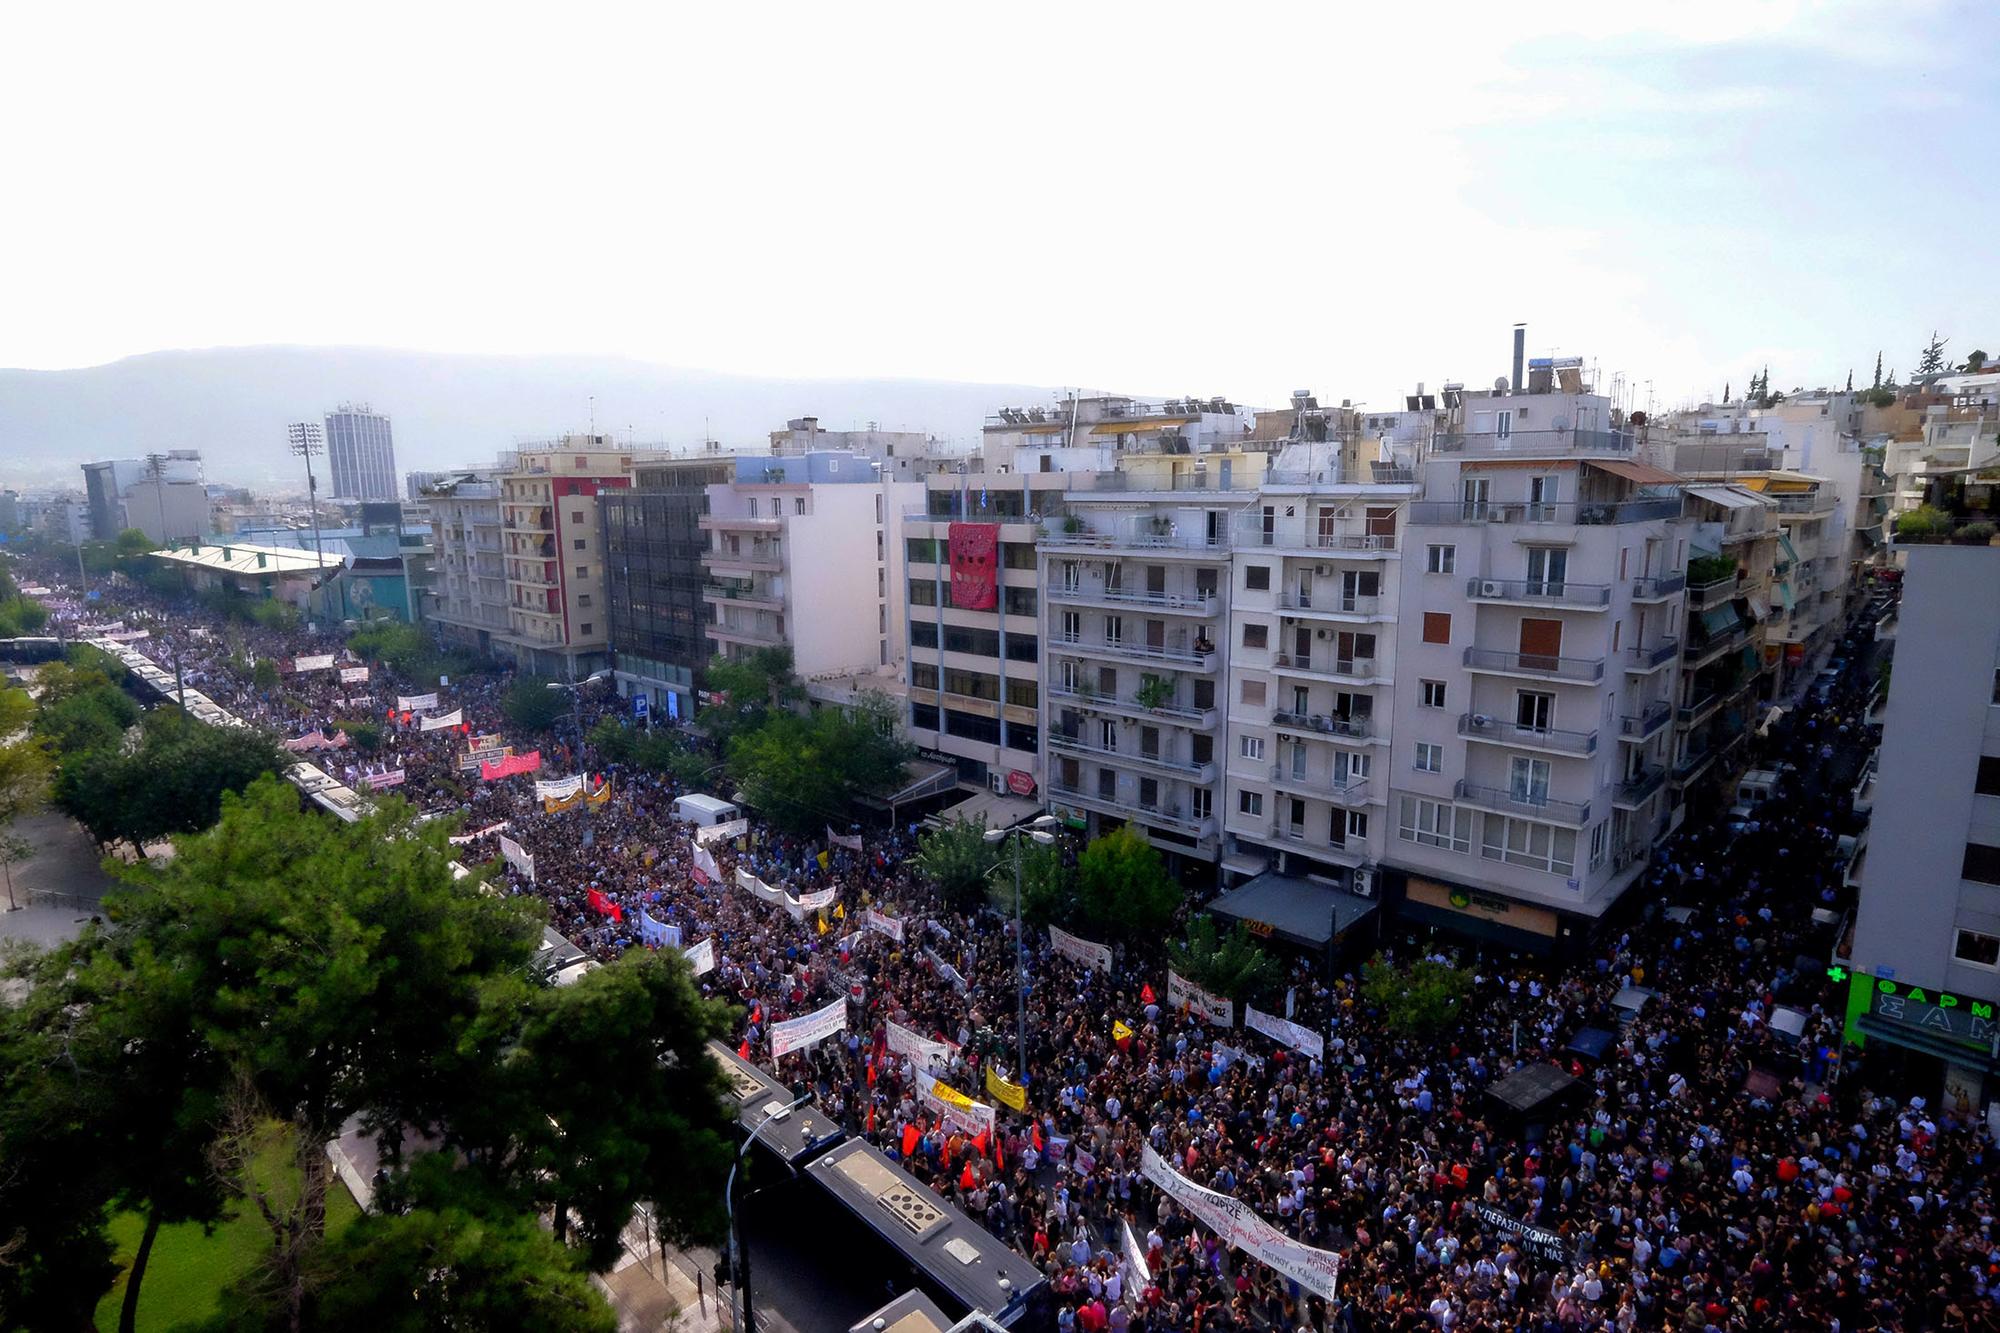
[985,1065,1028,1112]
[543,790,582,813]
[587,778,612,807]
[1112,1019,1133,1044]
[932,1079,981,1116]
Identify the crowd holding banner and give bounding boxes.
[419,707,463,731]
[1167,968,1235,1027]
[1140,1145,1342,1302]
[498,834,535,883]
[863,907,905,943]
[693,817,748,845]
[339,665,369,683]
[769,996,846,1058]
[395,691,439,712]
[1243,1004,1324,1061]
[480,750,541,781]
[1048,924,1111,972]
[292,653,335,672]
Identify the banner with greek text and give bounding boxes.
[363,768,406,789]
[826,826,863,852]
[535,774,585,801]
[924,946,968,993]
[471,733,506,754]
[985,1065,1028,1112]
[886,1020,957,1068]
[1245,1005,1324,1061]
[694,817,749,845]
[448,820,510,845]
[293,654,335,672]
[683,937,715,977]
[1050,925,1112,973]
[864,908,905,943]
[396,691,439,712]
[913,1068,996,1137]
[770,997,847,1057]
[1466,1202,1573,1265]
[499,835,536,883]
[1140,1145,1340,1300]
[419,708,463,732]
[480,750,542,781]
[339,666,370,683]
[1168,970,1235,1027]
[797,886,836,912]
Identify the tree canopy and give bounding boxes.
[914,817,1004,911]
[725,691,910,836]
[1167,914,1281,1001]
[52,709,286,851]
[1361,956,1473,1038]
[502,676,569,734]
[1074,824,1181,938]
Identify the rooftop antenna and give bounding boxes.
[589,395,596,437]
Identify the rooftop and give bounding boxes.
[150,541,344,575]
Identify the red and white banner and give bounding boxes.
[1050,925,1112,973]
[864,908,905,943]
[1169,970,1235,1027]
[480,750,542,781]
[947,521,999,610]
[886,1019,957,1068]
[293,654,336,672]
[339,666,370,683]
[499,834,535,882]
[770,997,847,1058]
[1140,1144,1340,1300]
[1245,1005,1324,1061]
[691,842,721,885]
[363,768,406,789]
[419,708,463,732]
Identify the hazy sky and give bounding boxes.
[3,1,1993,410]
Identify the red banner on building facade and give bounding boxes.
[948,522,1000,610]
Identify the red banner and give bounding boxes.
[479,749,543,781]
[587,888,623,922]
[948,522,999,610]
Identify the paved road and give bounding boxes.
[0,808,123,951]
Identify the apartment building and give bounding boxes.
[1848,540,2000,1102]
[1220,444,1418,895]
[1378,387,1692,953]
[769,417,963,482]
[700,452,923,692]
[422,472,508,653]
[325,403,400,502]
[1672,483,1780,796]
[495,438,643,678]
[603,453,741,722]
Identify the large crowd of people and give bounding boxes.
[31,565,2000,1332]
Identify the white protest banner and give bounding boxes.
[1122,1219,1152,1287]
[363,768,406,789]
[499,835,536,883]
[923,947,968,993]
[683,937,716,977]
[694,817,750,845]
[1169,970,1235,1027]
[102,629,151,641]
[448,820,510,845]
[639,907,679,949]
[395,692,439,712]
[797,886,836,912]
[925,918,953,942]
[1050,925,1112,973]
[886,1020,958,1067]
[691,842,720,885]
[420,708,463,732]
[339,665,370,683]
[293,654,335,672]
[535,774,585,801]
[735,868,788,910]
[770,996,847,1057]
[826,826,863,852]
[1140,1144,1340,1301]
[864,908,905,943]
[1245,1005,1324,1061]
[913,1068,996,1137]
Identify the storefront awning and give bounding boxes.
[1746,593,1771,623]
[1778,581,1795,613]
[1698,604,1742,637]
[1207,873,1377,950]
[1686,484,1768,510]
[1585,459,1683,485]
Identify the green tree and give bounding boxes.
[503,677,568,734]
[1873,350,1883,389]
[697,647,802,745]
[1074,824,1180,938]
[1917,330,1950,378]
[587,716,635,764]
[1361,956,1472,1038]
[1167,915,1281,1001]
[914,817,1004,911]
[1966,349,1988,372]
[988,835,1070,927]
[725,693,910,836]
[54,712,287,850]
[33,680,139,757]
[252,657,281,691]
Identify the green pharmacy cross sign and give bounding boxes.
[1841,969,2000,1055]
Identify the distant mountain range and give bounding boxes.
[0,346,1070,491]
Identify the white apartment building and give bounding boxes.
[1672,482,1780,794]
[701,452,923,693]
[422,472,509,653]
[1220,444,1418,896]
[1378,389,1692,954]
[768,417,966,483]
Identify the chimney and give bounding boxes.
[1511,324,1526,397]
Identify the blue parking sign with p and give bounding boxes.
[633,693,649,720]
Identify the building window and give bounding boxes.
[907,537,941,563]
[1480,815,1576,876]
[1415,742,1442,773]
[910,702,941,730]
[909,579,938,607]
[1420,679,1446,709]
[1964,842,2000,887]
[1241,679,1266,706]
[580,623,593,635]
[911,662,939,689]
[1004,586,1038,617]
[1422,612,1451,644]
[1242,622,1268,650]
[576,565,588,577]
[1061,610,1081,643]
[1589,820,1609,870]
[1977,756,2000,797]
[571,511,583,524]
[1345,810,1369,841]
[577,594,592,608]
[1244,565,1271,591]
[1238,790,1263,817]
[1954,929,2000,969]
[1240,735,1265,761]
[910,621,938,649]
[795,497,806,515]
[1398,796,1472,853]
[1426,544,1455,574]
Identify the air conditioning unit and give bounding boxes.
[1315,629,1331,640]
[1479,580,1505,597]
[1352,867,1377,898]
[988,771,1007,796]
[1315,564,1334,577]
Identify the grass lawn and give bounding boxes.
[92,1176,359,1332]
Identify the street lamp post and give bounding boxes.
[286,422,330,623]
[547,667,611,848]
[726,1089,812,1333]
[985,815,1059,1085]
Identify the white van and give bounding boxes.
[672,793,741,827]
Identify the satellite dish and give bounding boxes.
[1494,376,1510,393]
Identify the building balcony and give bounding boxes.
[1451,779,1591,827]
[1277,591,1386,621]
[507,567,559,589]
[1045,783,1215,839]
[702,582,784,612]
[1625,640,1680,673]
[707,621,787,649]
[1462,647,1605,683]
[1272,652,1386,685]
[1408,497,1678,526]
[1047,585,1221,616]
[1270,709,1373,742]
[1688,575,1739,611]
[502,508,554,534]
[1252,823,1367,864]
[1671,747,1717,787]
[1631,573,1686,601]
[1432,427,1638,456]
[1676,691,1721,729]
[1465,576,1610,609]
[1040,523,1230,557]
[698,514,783,533]
[1269,766,1371,807]
[1046,685,1217,729]
[1458,712,1598,756]
[1051,635,1218,671]
[701,548,783,573]
[1682,627,1747,670]
[1772,491,1836,515]
[1246,531,1398,558]
[1048,732,1214,781]
[1614,765,1668,809]
[1618,701,1671,742]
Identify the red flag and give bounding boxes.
[751,1004,762,1025]
[738,1040,751,1059]
[1031,1122,1044,1152]
[866,1059,877,1086]
[866,1102,876,1134]
[973,1130,989,1159]
[994,1136,1005,1170]
[902,1123,920,1158]
[959,1162,976,1191]
[1141,982,1157,1006]
[385,706,396,720]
